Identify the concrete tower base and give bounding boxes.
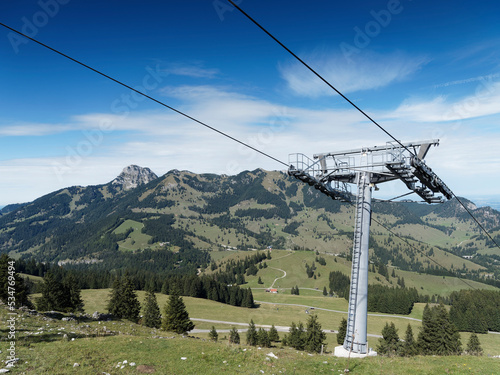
[334,346,377,358]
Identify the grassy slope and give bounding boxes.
[113,219,153,251]
[210,249,497,298]
[74,288,500,357]
[5,291,499,375]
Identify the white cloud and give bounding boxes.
[279,51,428,97]
[390,80,500,122]
[2,84,500,206]
[160,84,247,102]
[162,62,219,79]
[433,73,500,88]
[0,122,71,136]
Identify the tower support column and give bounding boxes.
[342,172,372,354]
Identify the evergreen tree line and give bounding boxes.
[32,269,256,311]
[17,250,256,311]
[328,271,350,298]
[187,314,324,353]
[220,251,269,280]
[108,274,195,335]
[375,303,482,357]
[141,214,195,249]
[282,221,300,236]
[329,267,430,315]
[106,272,255,309]
[449,289,500,333]
[245,320,280,348]
[367,285,421,315]
[36,272,84,313]
[281,314,327,353]
[16,246,210,290]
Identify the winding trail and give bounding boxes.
[253,301,422,322]
[268,250,293,289]
[269,267,286,288]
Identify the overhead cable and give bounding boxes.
[0,22,288,169]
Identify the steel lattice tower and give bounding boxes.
[288,140,452,357]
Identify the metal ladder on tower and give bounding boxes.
[344,174,365,349]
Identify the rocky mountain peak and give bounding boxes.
[112,165,158,190]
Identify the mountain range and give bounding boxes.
[1,165,499,284]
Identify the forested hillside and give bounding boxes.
[1,166,499,287]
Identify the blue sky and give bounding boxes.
[1,0,500,206]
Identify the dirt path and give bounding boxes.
[269,267,286,288]
[267,250,293,288]
[253,300,422,322]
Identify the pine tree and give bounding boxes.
[143,289,161,328]
[37,272,65,311]
[209,326,218,342]
[417,303,462,355]
[63,273,84,313]
[229,327,240,344]
[377,322,400,357]
[268,324,280,342]
[37,271,83,313]
[323,286,328,296]
[108,277,123,316]
[466,333,483,356]
[257,276,263,285]
[304,314,327,353]
[107,274,141,322]
[337,317,347,345]
[287,321,306,350]
[400,324,418,357]
[120,275,141,322]
[162,290,195,334]
[242,288,254,308]
[246,319,258,346]
[258,328,271,347]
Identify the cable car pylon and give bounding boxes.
[288,139,452,357]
